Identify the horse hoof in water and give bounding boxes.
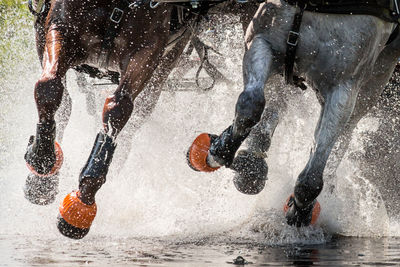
[57,191,97,239]
[187,133,220,172]
[25,140,64,177]
[24,173,59,205]
[283,194,321,227]
[230,150,268,195]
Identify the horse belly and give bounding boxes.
[296,14,394,88]
[249,2,394,87]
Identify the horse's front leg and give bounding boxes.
[284,82,359,227]
[231,82,292,194]
[187,35,273,177]
[24,24,71,205]
[57,43,166,239]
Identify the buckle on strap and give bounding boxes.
[287,31,300,46]
[110,7,124,23]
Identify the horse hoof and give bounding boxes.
[26,141,64,177]
[187,133,220,172]
[57,191,97,239]
[24,173,59,205]
[230,150,268,195]
[283,194,321,227]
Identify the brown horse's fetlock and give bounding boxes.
[25,120,63,176]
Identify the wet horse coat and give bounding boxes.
[188,0,400,226]
[24,0,260,239]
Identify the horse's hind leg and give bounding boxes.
[284,81,359,227]
[187,34,273,173]
[24,24,71,205]
[325,41,400,193]
[55,79,72,143]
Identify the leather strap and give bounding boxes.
[286,0,400,23]
[284,4,306,89]
[99,0,136,68]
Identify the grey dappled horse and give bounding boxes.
[188,0,400,226]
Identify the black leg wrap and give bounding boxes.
[209,126,247,167]
[25,120,56,175]
[285,196,316,227]
[79,132,116,205]
[230,150,268,195]
[24,173,59,205]
[56,215,90,239]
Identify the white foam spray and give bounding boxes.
[0,12,396,246]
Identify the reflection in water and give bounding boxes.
[2,235,400,266]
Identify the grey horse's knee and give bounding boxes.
[234,88,265,135]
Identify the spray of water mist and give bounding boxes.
[0,12,398,245]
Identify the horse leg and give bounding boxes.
[284,81,360,227]
[75,71,98,117]
[55,80,72,143]
[325,39,400,192]
[187,35,273,172]
[24,24,71,205]
[109,27,193,177]
[231,82,291,194]
[57,44,166,239]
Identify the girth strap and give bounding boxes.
[284,3,307,90]
[99,0,136,68]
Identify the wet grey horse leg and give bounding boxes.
[286,81,360,226]
[324,37,400,192]
[231,82,291,194]
[207,35,274,168]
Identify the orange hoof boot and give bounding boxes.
[284,194,321,227]
[26,141,64,177]
[57,191,97,239]
[187,133,220,172]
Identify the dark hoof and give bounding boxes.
[58,191,96,239]
[230,150,268,195]
[57,215,90,239]
[284,194,321,227]
[187,133,220,172]
[24,173,59,205]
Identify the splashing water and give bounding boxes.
[0,9,399,260]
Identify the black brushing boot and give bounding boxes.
[57,132,116,239]
[25,120,57,175]
[24,120,63,205]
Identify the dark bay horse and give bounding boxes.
[187,0,400,227]
[24,0,260,239]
